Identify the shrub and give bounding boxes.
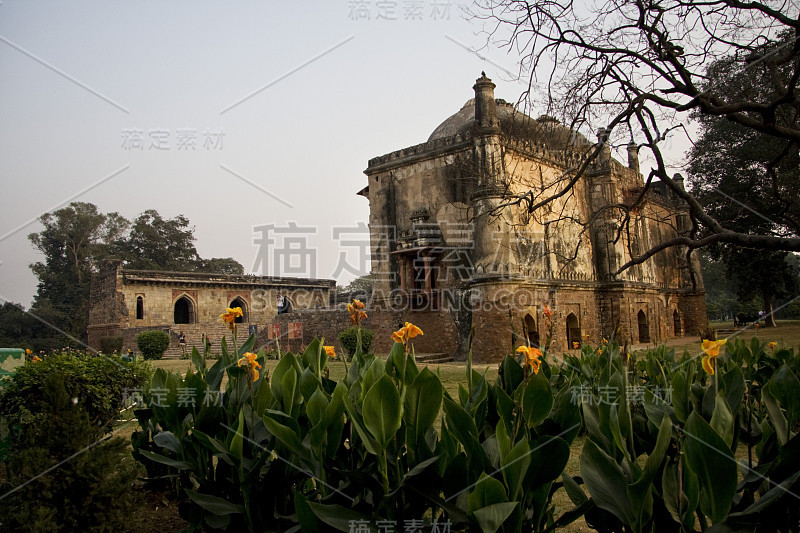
[99,335,124,354]
[338,326,374,355]
[0,355,150,531]
[136,330,171,360]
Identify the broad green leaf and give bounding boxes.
[138,450,192,470]
[768,364,800,423]
[302,338,324,375]
[662,461,699,529]
[521,370,553,428]
[262,414,310,463]
[229,408,244,461]
[561,473,587,505]
[281,367,301,412]
[684,410,737,522]
[191,347,204,375]
[500,355,524,394]
[404,368,443,459]
[185,489,244,516]
[501,438,530,501]
[153,431,181,454]
[580,439,635,526]
[271,352,299,403]
[361,356,386,399]
[721,365,745,416]
[293,490,320,533]
[237,333,256,357]
[525,435,570,488]
[307,502,376,532]
[299,367,322,403]
[762,386,789,446]
[342,392,381,456]
[495,419,511,461]
[467,472,507,512]
[671,369,692,422]
[710,392,735,448]
[473,502,518,533]
[363,375,402,448]
[306,387,329,427]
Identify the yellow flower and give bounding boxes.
[324,345,336,358]
[701,339,727,375]
[237,352,261,382]
[25,348,31,355]
[392,322,423,345]
[769,341,777,351]
[348,300,368,325]
[601,338,608,345]
[32,355,42,363]
[220,307,244,329]
[572,341,580,349]
[516,346,542,374]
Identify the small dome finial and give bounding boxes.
[481,71,486,77]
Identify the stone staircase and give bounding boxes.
[161,323,256,358]
[414,352,454,365]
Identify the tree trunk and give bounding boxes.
[763,289,777,327]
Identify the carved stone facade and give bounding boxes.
[348,74,707,361]
[87,260,335,356]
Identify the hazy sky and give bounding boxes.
[0,1,672,308]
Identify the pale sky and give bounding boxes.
[0,1,672,308]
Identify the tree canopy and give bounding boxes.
[8,203,245,350]
[474,0,800,269]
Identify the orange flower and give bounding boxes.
[391,322,423,345]
[348,300,368,325]
[237,351,261,382]
[25,348,31,355]
[220,307,243,329]
[572,341,580,349]
[543,305,553,319]
[516,346,542,374]
[32,355,42,363]
[701,339,727,375]
[768,341,777,351]
[324,345,336,358]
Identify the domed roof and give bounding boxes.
[427,98,589,149]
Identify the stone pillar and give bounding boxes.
[473,72,500,132]
[627,142,639,173]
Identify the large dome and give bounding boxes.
[427,98,589,149]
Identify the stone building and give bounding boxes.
[344,73,706,360]
[87,260,334,356]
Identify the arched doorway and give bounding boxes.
[566,313,581,348]
[638,310,650,343]
[524,313,540,348]
[136,296,144,320]
[673,310,681,336]
[229,296,247,323]
[174,296,196,324]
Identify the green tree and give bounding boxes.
[24,203,244,350]
[121,209,200,270]
[27,202,127,346]
[195,257,245,275]
[688,46,800,326]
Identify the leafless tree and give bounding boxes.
[472,0,800,273]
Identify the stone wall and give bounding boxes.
[87,260,335,353]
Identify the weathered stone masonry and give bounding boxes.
[88,260,334,356]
